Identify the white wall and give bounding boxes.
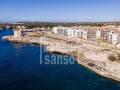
[112,33,118,44]
[108,31,118,44]
[52,27,58,34]
[96,30,101,38]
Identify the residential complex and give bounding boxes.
[52,25,120,44]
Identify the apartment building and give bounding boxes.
[53,26,87,39]
[107,30,120,44]
[52,26,120,44]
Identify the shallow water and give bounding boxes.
[0,30,120,90]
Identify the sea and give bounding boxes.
[0,29,120,90]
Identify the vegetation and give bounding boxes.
[88,63,95,67]
[117,53,120,61]
[100,49,111,51]
[71,51,84,59]
[0,24,5,29]
[30,33,45,37]
[17,22,109,28]
[2,21,120,29]
[108,53,120,62]
[14,22,120,29]
[108,54,117,61]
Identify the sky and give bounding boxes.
[0,0,120,22]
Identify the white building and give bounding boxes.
[107,31,120,44]
[96,30,101,38]
[52,26,120,44]
[52,27,87,39]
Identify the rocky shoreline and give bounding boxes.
[3,35,120,82]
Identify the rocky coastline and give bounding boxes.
[3,34,120,82]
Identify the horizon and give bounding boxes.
[0,0,120,22]
[1,20,115,23]
[2,20,120,23]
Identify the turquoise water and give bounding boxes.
[0,30,120,90]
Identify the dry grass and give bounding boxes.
[100,48,111,51]
[30,33,45,37]
[71,51,85,59]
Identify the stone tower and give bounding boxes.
[14,26,26,38]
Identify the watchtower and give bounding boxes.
[14,26,26,38]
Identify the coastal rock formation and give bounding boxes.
[3,33,120,82]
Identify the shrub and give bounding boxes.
[108,55,117,61]
[88,63,95,67]
[117,54,120,60]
